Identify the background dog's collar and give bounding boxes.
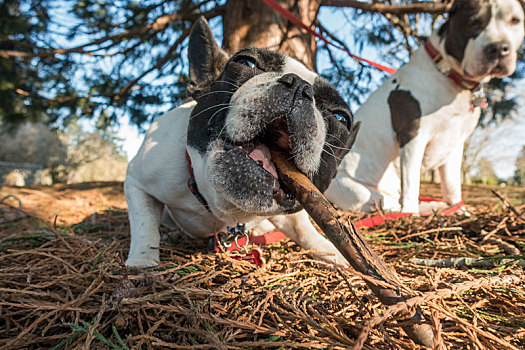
[185,150,211,212]
[424,40,480,92]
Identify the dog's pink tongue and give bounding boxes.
[248,144,278,179]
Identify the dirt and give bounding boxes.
[0,181,524,349]
[0,182,127,225]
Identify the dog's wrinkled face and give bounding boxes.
[186,17,359,216]
[438,0,524,80]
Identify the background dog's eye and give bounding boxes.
[235,56,258,69]
[333,112,349,127]
[510,17,521,25]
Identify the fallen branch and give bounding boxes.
[0,194,23,209]
[410,256,525,268]
[271,150,434,348]
[491,190,523,220]
[481,236,521,256]
[355,274,523,349]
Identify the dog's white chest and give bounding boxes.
[418,92,481,171]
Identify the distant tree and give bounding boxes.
[51,122,127,183]
[0,122,66,168]
[514,145,525,186]
[0,0,56,123]
[1,0,523,128]
[0,121,126,183]
[472,157,498,184]
[462,134,491,184]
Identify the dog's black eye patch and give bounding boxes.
[438,0,492,63]
[312,77,353,130]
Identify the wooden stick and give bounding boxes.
[491,190,523,220]
[271,150,434,347]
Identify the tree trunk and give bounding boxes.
[222,0,320,71]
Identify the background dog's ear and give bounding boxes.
[437,0,458,38]
[187,16,229,98]
[346,121,361,151]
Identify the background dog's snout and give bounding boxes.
[278,73,314,101]
[484,41,511,60]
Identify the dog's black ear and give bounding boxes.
[333,121,360,168]
[437,0,461,38]
[187,16,229,98]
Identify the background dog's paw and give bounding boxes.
[456,205,471,216]
[250,219,276,236]
[401,203,420,214]
[125,256,159,268]
[418,201,449,214]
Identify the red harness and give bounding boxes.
[185,150,211,211]
[213,197,465,265]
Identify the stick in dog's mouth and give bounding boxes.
[269,149,435,348]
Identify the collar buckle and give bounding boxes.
[216,224,249,251]
[435,57,451,74]
[424,40,481,92]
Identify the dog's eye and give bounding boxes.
[333,112,349,127]
[235,56,258,69]
[510,17,521,25]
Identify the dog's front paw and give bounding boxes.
[418,200,449,214]
[456,205,471,216]
[125,255,159,268]
[401,203,420,214]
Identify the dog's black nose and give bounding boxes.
[277,73,314,101]
[484,41,511,60]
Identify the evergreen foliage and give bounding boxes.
[1,0,523,128]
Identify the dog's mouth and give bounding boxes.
[488,60,513,77]
[223,117,297,209]
[465,56,515,80]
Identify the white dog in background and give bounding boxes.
[326,0,525,213]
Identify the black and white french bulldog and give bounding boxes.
[326,0,525,213]
[125,17,360,267]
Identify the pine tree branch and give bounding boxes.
[321,0,451,15]
[114,26,192,97]
[0,6,225,59]
[317,20,364,68]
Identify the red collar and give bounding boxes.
[424,40,481,91]
[185,150,211,211]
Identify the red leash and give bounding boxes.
[354,198,464,228]
[215,197,465,264]
[260,0,397,74]
[215,0,463,263]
